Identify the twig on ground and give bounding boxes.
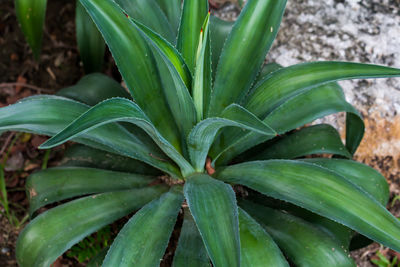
[0,82,53,93]
[0,132,15,157]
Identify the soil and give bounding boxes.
[0,0,399,266]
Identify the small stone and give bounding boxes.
[1,247,10,254]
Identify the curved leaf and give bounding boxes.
[213,83,363,166]
[246,62,400,118]
[26,167,156,215]
[241,201,356,267]
[60,144,161,175]
[208,0,287,116]
[56,73,130,106]
[177,0,209,73]
[76,0,106,73]
[250,124,351,160]
[238,208,289,267]
[114,0,175,43]
[192,13,211,121]
[246,192,353,249]
[0,95,180,177]
[103,187,183,267]
[131,20,197,141]
[188,104,276,171]
[16,186,167,267]
[209,16,233,78]
[184,174,240,267]
[172,208,211,267]
[301,158,389,205]
[15,0,47,59]
[134,20,192,89]
[40,98,194,177]
[215,160,400,252]
[79,0,182,150]
[155,0,182,35]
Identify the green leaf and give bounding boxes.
[216,160,400,252]
[177,0,209,73]
[301,158,389,205]
[238,208,289,267]
[0,95,180,177]
[133,20,192,89]
[15,0,47,59]
[172,208,211,267]
[241,201,356,267]
[87,247,108,267]
[114,0,175,43]
[209,16,233,78]
[79,0,182,150]
[26,167,156,216]
[60,144,161,175]
[56,73,131,106]
[192,13,212,121]
[246,62,400,119]
[213,83,363,166]
[250,124,351,160]
[188,104,276,172]
[131,19,197,142]
[102,187,183,267]
[40,98,194,177]
[246,192,353,249]
[16,186,167,267]
[154,0,182,35]
[184,174,240,267]
[208,0,287,116]
[75,1,106,73]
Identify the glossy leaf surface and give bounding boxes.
[80,0,181,150]
[184,174,240,267]
[103,187,183,267]
[75,0,106,73]
[242,201,356,267]
[208,0,287,116]
[213,83,363,166]
[17,186,167,267]
[41,98,193,177]
[172,208,211,267]
[26,167,156,215]
[60,144,161,175]
[0,95,179,177]
[209,16,233,77]
[188,104,275,171]
[177,0,209,73]
[301,158,389,205]
[239,208,289,267]
[216,160,400,252]
[114,0,175,43]
[15,0,47,59]
[250,124,351,160]
[246,62,400,118]
[155,0,182,34]
[134,20,192,89]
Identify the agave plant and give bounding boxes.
[3,0,400,266]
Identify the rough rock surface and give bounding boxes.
[214,1,400,266]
